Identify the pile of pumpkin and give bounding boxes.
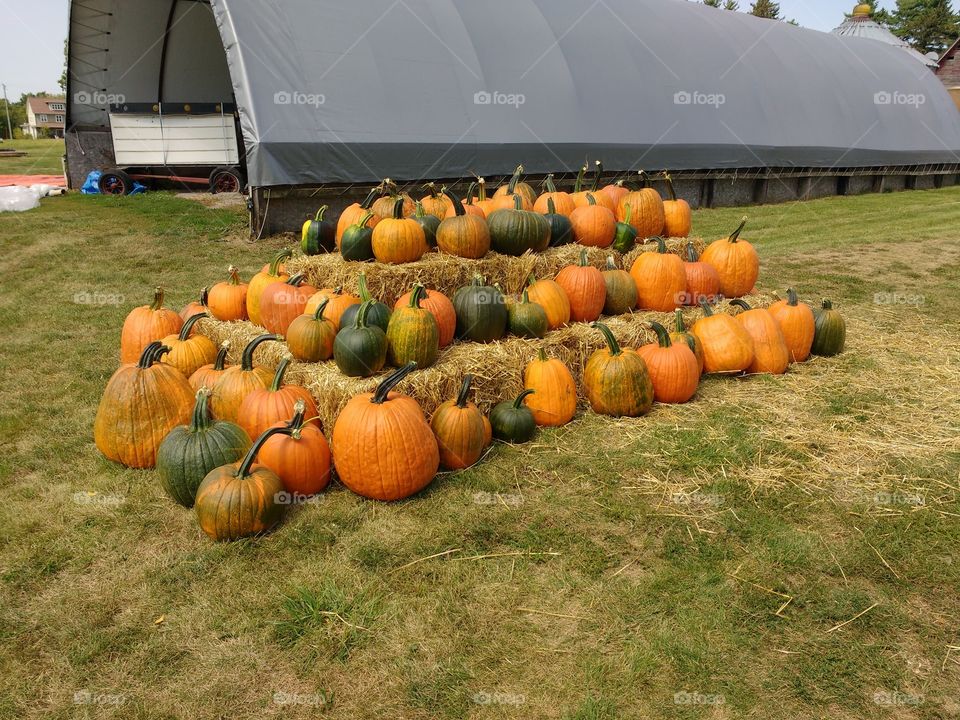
[92,165,848,542]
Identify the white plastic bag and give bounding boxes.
[0,186,42,213]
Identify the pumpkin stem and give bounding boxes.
[409,283,427,308]
[197,287,210,306]
[512,389,535,409]
[455,374,474,408]
[190,387,214,431]
[512,194,523,211]
[637,170,649,189]
[578,248,589,267]
[547,197,559,216]
[354,211,374,229]
[237,425,294,478]
[698,299,715,317]
[728,217,748,243]
[353,300,374,329]
[372,361,418,404]
[586,193,597,207]
[623,203,633,227]
[422,182,440,199]
[521,288,532,304]
[465,182,477,204]
[241,334,280,371]
[356,273,372,303]
[213,341,230,371]
[573,165,586,193]
[227,266,241,285]
[311,297,330,321]
[685,241,700,262]
[545,174,558,194]
[605,255,617,271]
[285,399,307,435]
[648,321,672,348]
[391,197,405,220]
[822,299,833,310]
[477,177,487,202]
[360,187,379,210]
[592,322,622,356]
[313,205,328,222]
[443,189,466,217]
[786,288,799,306]
[590,160,603,192]
[507,165,523,194]
[137,340,163,368]
[285,273,305,287]
[178,312,208,341]
[537,347,548,363]
[269,357,292,392]
[149,287,165,311]
[268,248,292,276]
[730,299,752,312]
[652,236,668,254]
[673,309,688,333]
[663,173,678,202]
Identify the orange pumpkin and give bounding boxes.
[583,323,654,417]
[430,374,489,470]
[210,334,281,422]
[208,266,249,321]
[630,236,686,312]
[534,174,575,216]
[670,310,705,375]
[690,301,754,374]
[661,173,691,238]
[555,249,606,323]
[286,298,337,363]
[700,218,759,298]
[617,172,665,239]
[768,288,815,363]
[372,197,429,264]
[421,182,454,219]
[247,249,291,326]
[436,190,490,259]
[180,288,209,323]
[526,273,571,330]
[259,274,318,335]
[120,287,183,364]
[371,179,415,218]
[336,187,381,247]
[237,357,320,441]
[473,177,497,217]
[189,341,232,392]
[730,299,789,375]
[523,348,577,426]
[493,164,537,208]
[304,285,360,330]
[94,342,194,468]
[461,182,487,218]
[638,321,699,403]
[602,256,638,315]
[570,194,617,248]
[599,179,630,208]
[160,312,217,378]
[331,362,440,501]
[395,287,456,348]
[683,242,721,306]
[258,400,331,497]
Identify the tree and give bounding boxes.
[703,0,721,7]
[888,0,960,55]
[724,0,740,9]
[749,0,780,19]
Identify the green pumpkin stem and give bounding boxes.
[547,197,557,215]
[730,299,753,312]
[422,181,440,199]
[269,248,292,276]
[674,309,688,333]
[822,299,833,310]
[512,194,523,211]
[521,288,532,304]
[312,297,330,321]
[649,321,672,348]
[443,189,466,217]
[360,187,379,209]
[512,389,535,408]
[197,287,210,306]
[149,287,165,311]
[356,273,372,303]
[663,173,678,202]
[409,284,427,309]
[590,161,603,192]
[592,322,622,356]
[465,182,477,205]
[372,361,418,404]
[507,165,523,194]
[285,399,307,434]
[313,205,328,222]
[699,299,715,317]
[586,193,597,206]
[213,342,230,371]
[269,357,292,392]
[545,174,558,194]
[391,197,405,220]
[137,341,163,368]
[285,273,305,287]
[354,300,373,329]
[728,217,748,243]
[537,347,548,363]
[241,334,281,371]
[786,288,799,306]
[477,177,487,202]
[578,248,589,267]
[148,343,172,366]
[623,204,633,227]
[178,312,208,341]
[237,425,294,478]
[605,255,617,271]
[455,374,474,408]
[573,165,586,193]
[190,388,214,431]
[414,200,428,219]
[651,236,667,254]
[685,241,700,262]
[354,211,374,230]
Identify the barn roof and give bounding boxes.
[831,6,939,68]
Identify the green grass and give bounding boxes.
[0,138,65,176]
[1,187,959,718]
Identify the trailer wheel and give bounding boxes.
[98,169,134,196]
[210,167,243,194]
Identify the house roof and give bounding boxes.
[832,10,939,67]
[939,37,960,66]
[26,97,67,115]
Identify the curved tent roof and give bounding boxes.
[67,0,960,188]
[832,6,939,68]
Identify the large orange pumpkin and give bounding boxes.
[259,274,318,335]
[394,287,456,348]
[189,341,232,392]
[637,321,699,403]
[372,197,429,264]
[247,248,291,326]
[526,273,571,330]
[332,362,440,501]
[420,182,454,219]
[768,288,815,363]
[493,165,537,208]
[286,298,337,363]
[436,190,490,259]
[661,173,692,238]
[336,187,381,247]
[120,287,183,364]
[94,342,194,468]
[683,241,721,306]
[304,285,360,331]
[598,179,630,209]
[534,174,575,216]
[160,312,217,378]
[430,374,489,470]
[523,348,577,426]
[371,179,415,218]
[583,323,653,417]
[730,299,789,375]
[555,249,606,323]
[257,400,331,497]
[208,266,249,321]
[237,356,320,440]
[700,218,759,298]
[617,172,664,239]
[570,194,616,248]
[690,301,755,374]
[210,333,281,422]
[630,236,686,312]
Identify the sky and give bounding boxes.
[0,0,897,101]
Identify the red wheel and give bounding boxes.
[98,169,133,195]
[209,167,243,194]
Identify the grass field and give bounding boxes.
[0,138,65,176]
[1,187,958,719]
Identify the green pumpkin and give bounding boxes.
[612,204,638,254]
[490,389,537,443]
[602,256,638,315]
[386,284,439,368]
[334,301,388,377]
[545,196,574,247]
[301,206,336,255]
[156,388,251,507]
[413,201,442,248]
[340,272,391,332]
[811,299,846,356]
[453,275,508,342]
[508,289,548,338]
[487,195,550,256]
[340,211,375,262]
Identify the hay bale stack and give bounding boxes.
[196,286,774,434]
[286,238,704,307]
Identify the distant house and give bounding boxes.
[936,38,960,112]
[22,96,66,139]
